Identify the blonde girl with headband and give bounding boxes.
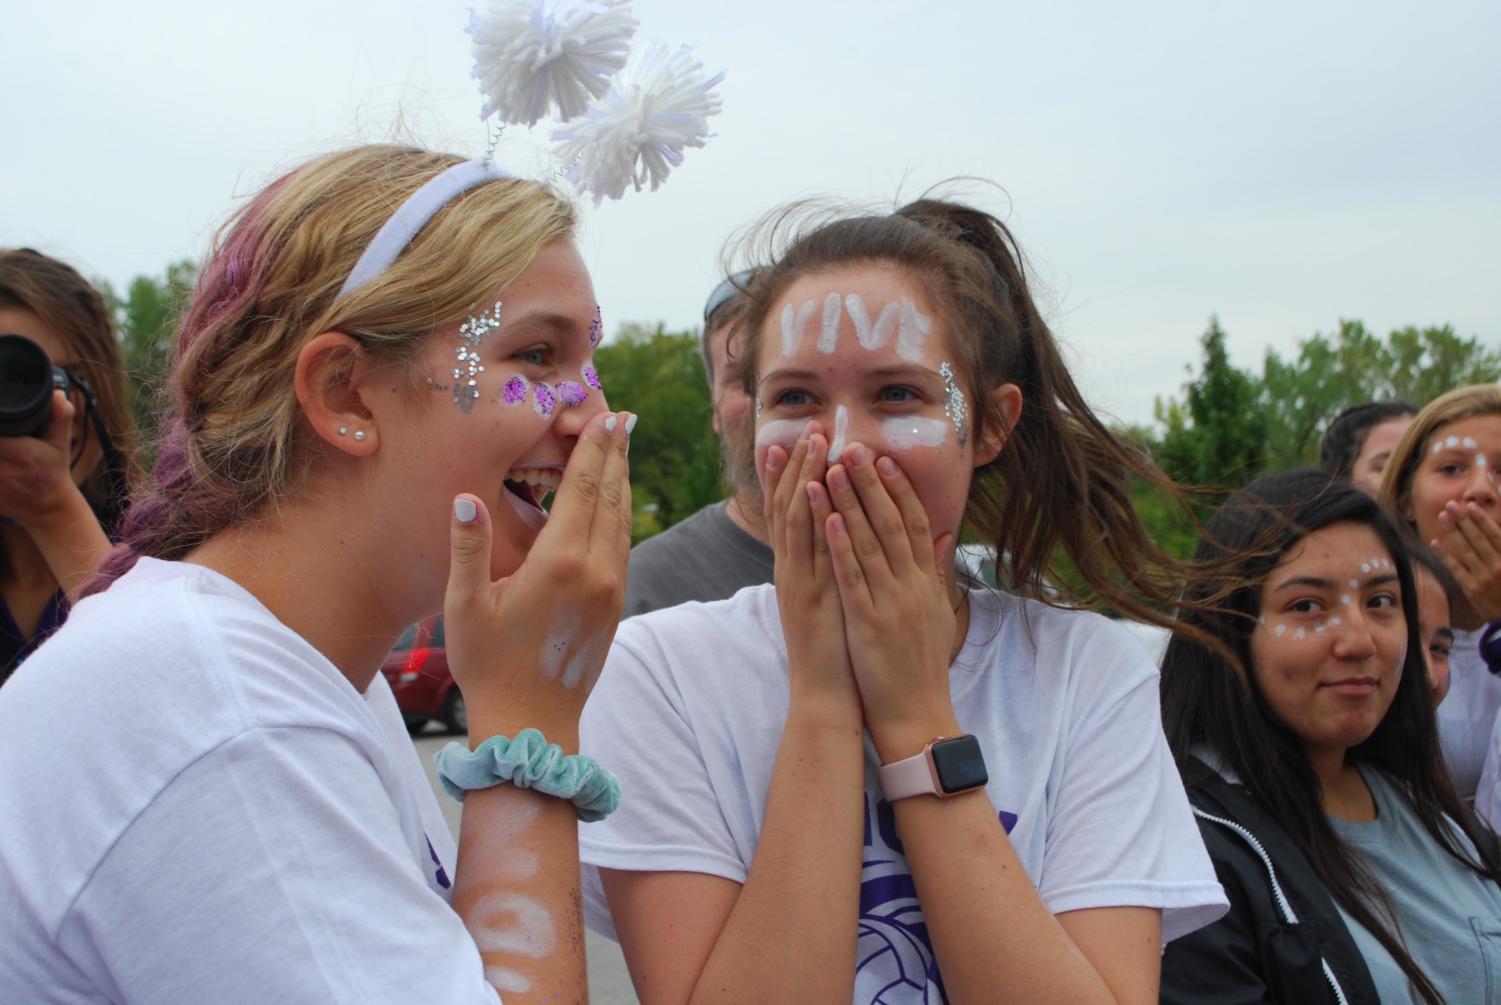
[1377,385,1501,806]
[0,145,635,1003]
[579,198,1228,1003]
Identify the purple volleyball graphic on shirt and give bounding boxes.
[533,382,557,419]
[582,363,602,392]
[588,306,603,347]
[558,381,588,408]
[502,375,528,406]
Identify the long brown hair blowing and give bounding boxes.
[736,195,1228,631]
[88,145,576,593]
[0,248,139,533]
[1162,469,1501,1005]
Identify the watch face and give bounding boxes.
[931,735,988,794]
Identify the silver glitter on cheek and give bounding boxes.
[940,362,967,447]
[449,300,502,413]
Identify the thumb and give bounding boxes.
[43,391,74,456]
[446,494,494,602]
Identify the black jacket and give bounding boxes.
[1160,756,1381,1005]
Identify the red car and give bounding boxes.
[381,616,465,734]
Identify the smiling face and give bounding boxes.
[368,240,606,592]
[1350,415,1412,496]
[1402,413,1501,545]
[1249,521,1407,757]
[753,264,1010,541]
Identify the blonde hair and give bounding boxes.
[94,145,576,586]
[1377,384,1501,533]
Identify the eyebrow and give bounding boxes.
[1271,572,1400,593]
[496,312,579,338]
[1433,627,1456,642]
[760,364,940,383]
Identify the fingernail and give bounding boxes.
[454,497,477,524]
[828,466,849,492]
[805,483,820,504]
[604,415,618,433]
[625,413,639,434]
[847,444,868,467]
[829,514,846,537]
[877,456,898,478]
[766,449,783,473]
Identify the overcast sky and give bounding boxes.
[6,0,1498,425]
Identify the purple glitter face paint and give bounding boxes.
[588,306,603,347]
[558,381,588,408]
[502,375,529,406]
[533,382,557,419]
[582,363,602,392]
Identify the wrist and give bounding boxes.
[869,712,964,765]
[466,711,579,753]
[18,479,91,536]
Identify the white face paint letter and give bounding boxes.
[895,296,931,362]
[780,299,817,357]
[845,293,898,351]
[818,293,842,354]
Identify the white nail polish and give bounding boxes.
[454,498,477,524]
[604,415,618,432]
[625,413,639,434]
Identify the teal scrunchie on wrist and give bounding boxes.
[433,728,622,822]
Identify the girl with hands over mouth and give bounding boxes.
[1378,385,1501,799]
[0,146,632,1004]
[580,197,1229,1004]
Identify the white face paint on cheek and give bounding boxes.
[882,417,948,451]
[827,405,849,463]
[1293,627,1307,641]
[1273,623,1287,637]
[755,418,811,451]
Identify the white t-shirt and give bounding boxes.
[579,584,1227,1003]
[1439,629,1501,800]
[0,558,496,1005]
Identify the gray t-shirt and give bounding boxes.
[623,500,773,618]
[1330,767,1501,1004]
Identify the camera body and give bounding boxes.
[0,333,79,437]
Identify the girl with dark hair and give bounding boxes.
[1160,468,1501,1005]
[0,248,137,683]
[1321,399,1416,496]
[579,196,1226,1003]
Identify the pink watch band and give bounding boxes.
[879,746,940,801]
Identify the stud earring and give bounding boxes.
[337,426,349,437]
[354,430,367,442]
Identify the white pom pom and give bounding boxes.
[551,41,724,203]
[468,0,638,127]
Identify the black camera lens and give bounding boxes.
[0,334,64,437]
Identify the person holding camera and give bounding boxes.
[0,248,136,684]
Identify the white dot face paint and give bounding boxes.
[1329,616,1342,628]
[1464,437,1479,450]
[827,405,849,463]
[1349,579,1360,589]
[1339,595,1351,607]
[882,417,949,452]
[1293,627,1307,641]
[1447,435,1461,448]
[1273,623,1287,637]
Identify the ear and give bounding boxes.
[294,332,379,455]
[972,382,1022,468]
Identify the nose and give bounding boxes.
[1462,460,1498,508]
[551,370,610,438]
[1329,604,1378,663]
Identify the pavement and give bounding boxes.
[412,729,639,1004]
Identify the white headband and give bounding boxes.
[338,158,512,298]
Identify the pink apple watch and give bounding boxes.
[878,734,989,800]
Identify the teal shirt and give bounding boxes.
[1330,768,1501,1003]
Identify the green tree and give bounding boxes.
[593,322,723,540]
[98,259,198,452]
[1153,318,1266,491]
